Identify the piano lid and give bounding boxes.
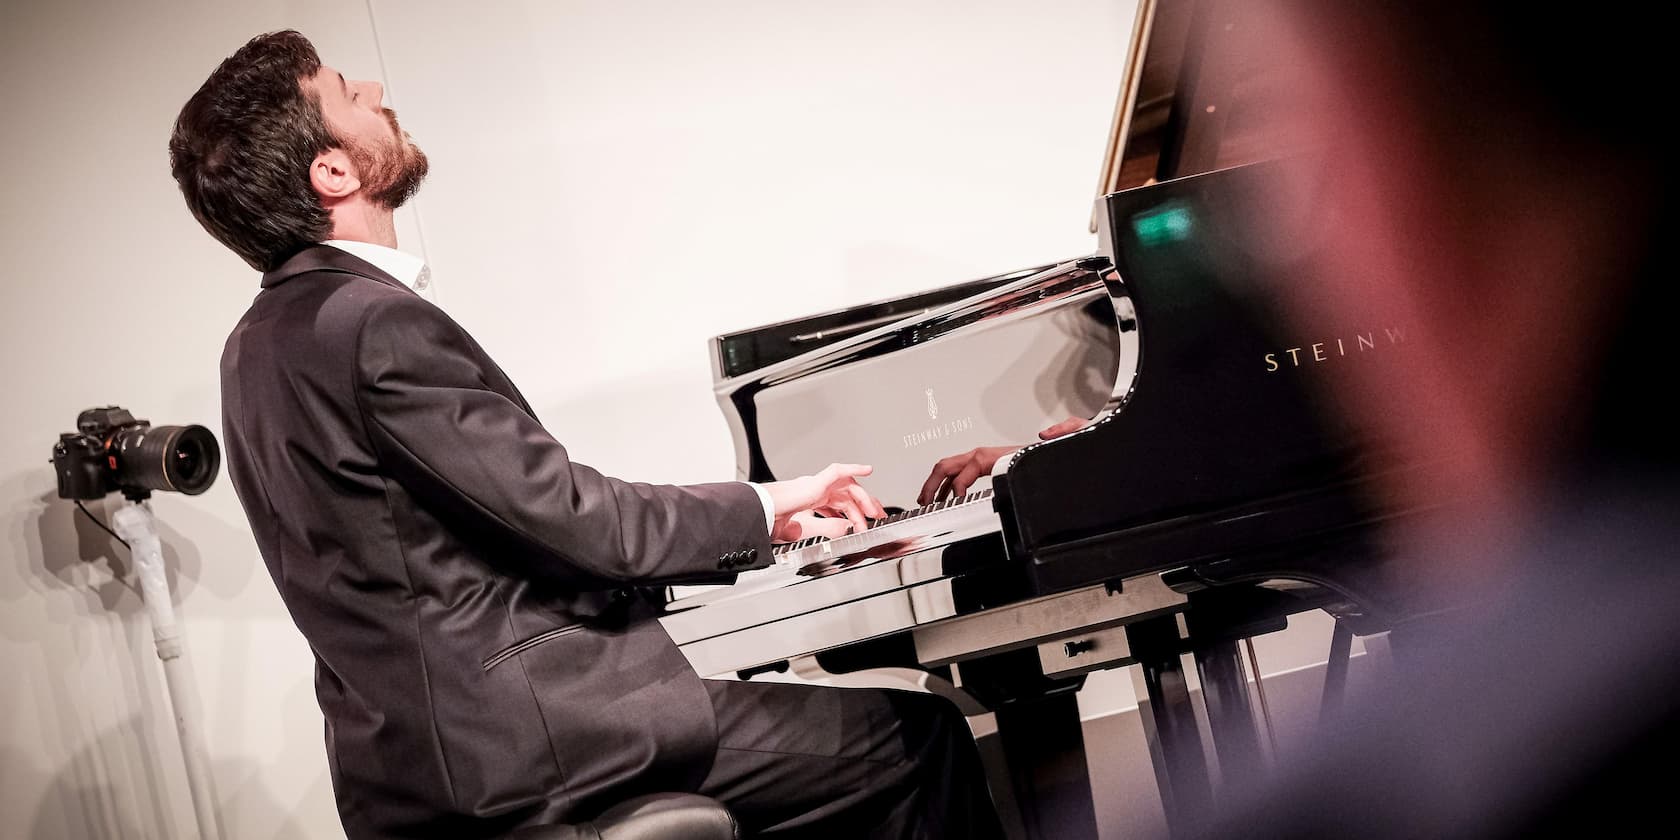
[711,259,1139,511]
[1095,0,1308,204]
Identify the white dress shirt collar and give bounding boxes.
[322,239,434,301]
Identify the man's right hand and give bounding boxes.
[917,446,1018,506]
[915,416,1091,505]
[763,463,886,543]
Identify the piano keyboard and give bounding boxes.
[665,487,1002,614]
[772,488,997,571]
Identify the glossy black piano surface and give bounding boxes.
[674,159,1426,634]
[711,257,1133,513]
[999,160,1426,607]
[664,159,1435,840]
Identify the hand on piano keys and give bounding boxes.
[773,510,863,545]
[762,463,887,544]
[917,416,1091,504]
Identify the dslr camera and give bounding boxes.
[53,406,220,500]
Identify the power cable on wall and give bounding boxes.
[363,0,438,302]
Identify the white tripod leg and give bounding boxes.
[112,500,224,840]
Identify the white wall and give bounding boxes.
[0,1,1384,836]
[371,0,1138,481]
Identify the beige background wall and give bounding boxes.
[0,2,1340,837]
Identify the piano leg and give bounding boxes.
[1318,618,1354,724]
[955,650,1100,840]
[991,693,1100,840]
[1127,615,1214,837]
[1192,640,1264,782]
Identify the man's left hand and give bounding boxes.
[763,463,886,543]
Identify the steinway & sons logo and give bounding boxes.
[904,388,974,449]
[1264,326,1406,372]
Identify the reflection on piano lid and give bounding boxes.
[711,257,1139,511]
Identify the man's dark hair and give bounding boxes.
[169,30,336,271]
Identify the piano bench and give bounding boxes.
[504,793,738,840]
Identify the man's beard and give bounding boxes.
[344,107,429,210]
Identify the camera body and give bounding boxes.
[53,406,220,500]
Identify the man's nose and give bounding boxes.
[360,80,384,108]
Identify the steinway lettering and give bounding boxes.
[902,416,976,449]
[1264,327,1406,372]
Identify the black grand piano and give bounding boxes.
[662,3,1442,837]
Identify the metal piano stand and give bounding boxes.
[1125,587,1358,837]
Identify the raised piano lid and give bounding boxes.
[710,259,1142,511]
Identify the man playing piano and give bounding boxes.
[169,30,1002,839]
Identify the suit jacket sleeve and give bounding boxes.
[353,292,771,587]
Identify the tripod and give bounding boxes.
[111,495,224,840]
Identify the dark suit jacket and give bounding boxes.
[220,245,772,838]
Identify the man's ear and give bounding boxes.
[309,148,360,204]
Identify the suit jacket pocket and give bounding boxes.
[517,621,716,814]
[482,623,584,671]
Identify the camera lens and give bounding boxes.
[176,445,200,477]
[168,428,219,492]
[112,424,221,495]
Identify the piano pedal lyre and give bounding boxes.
[784,655,990,717]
